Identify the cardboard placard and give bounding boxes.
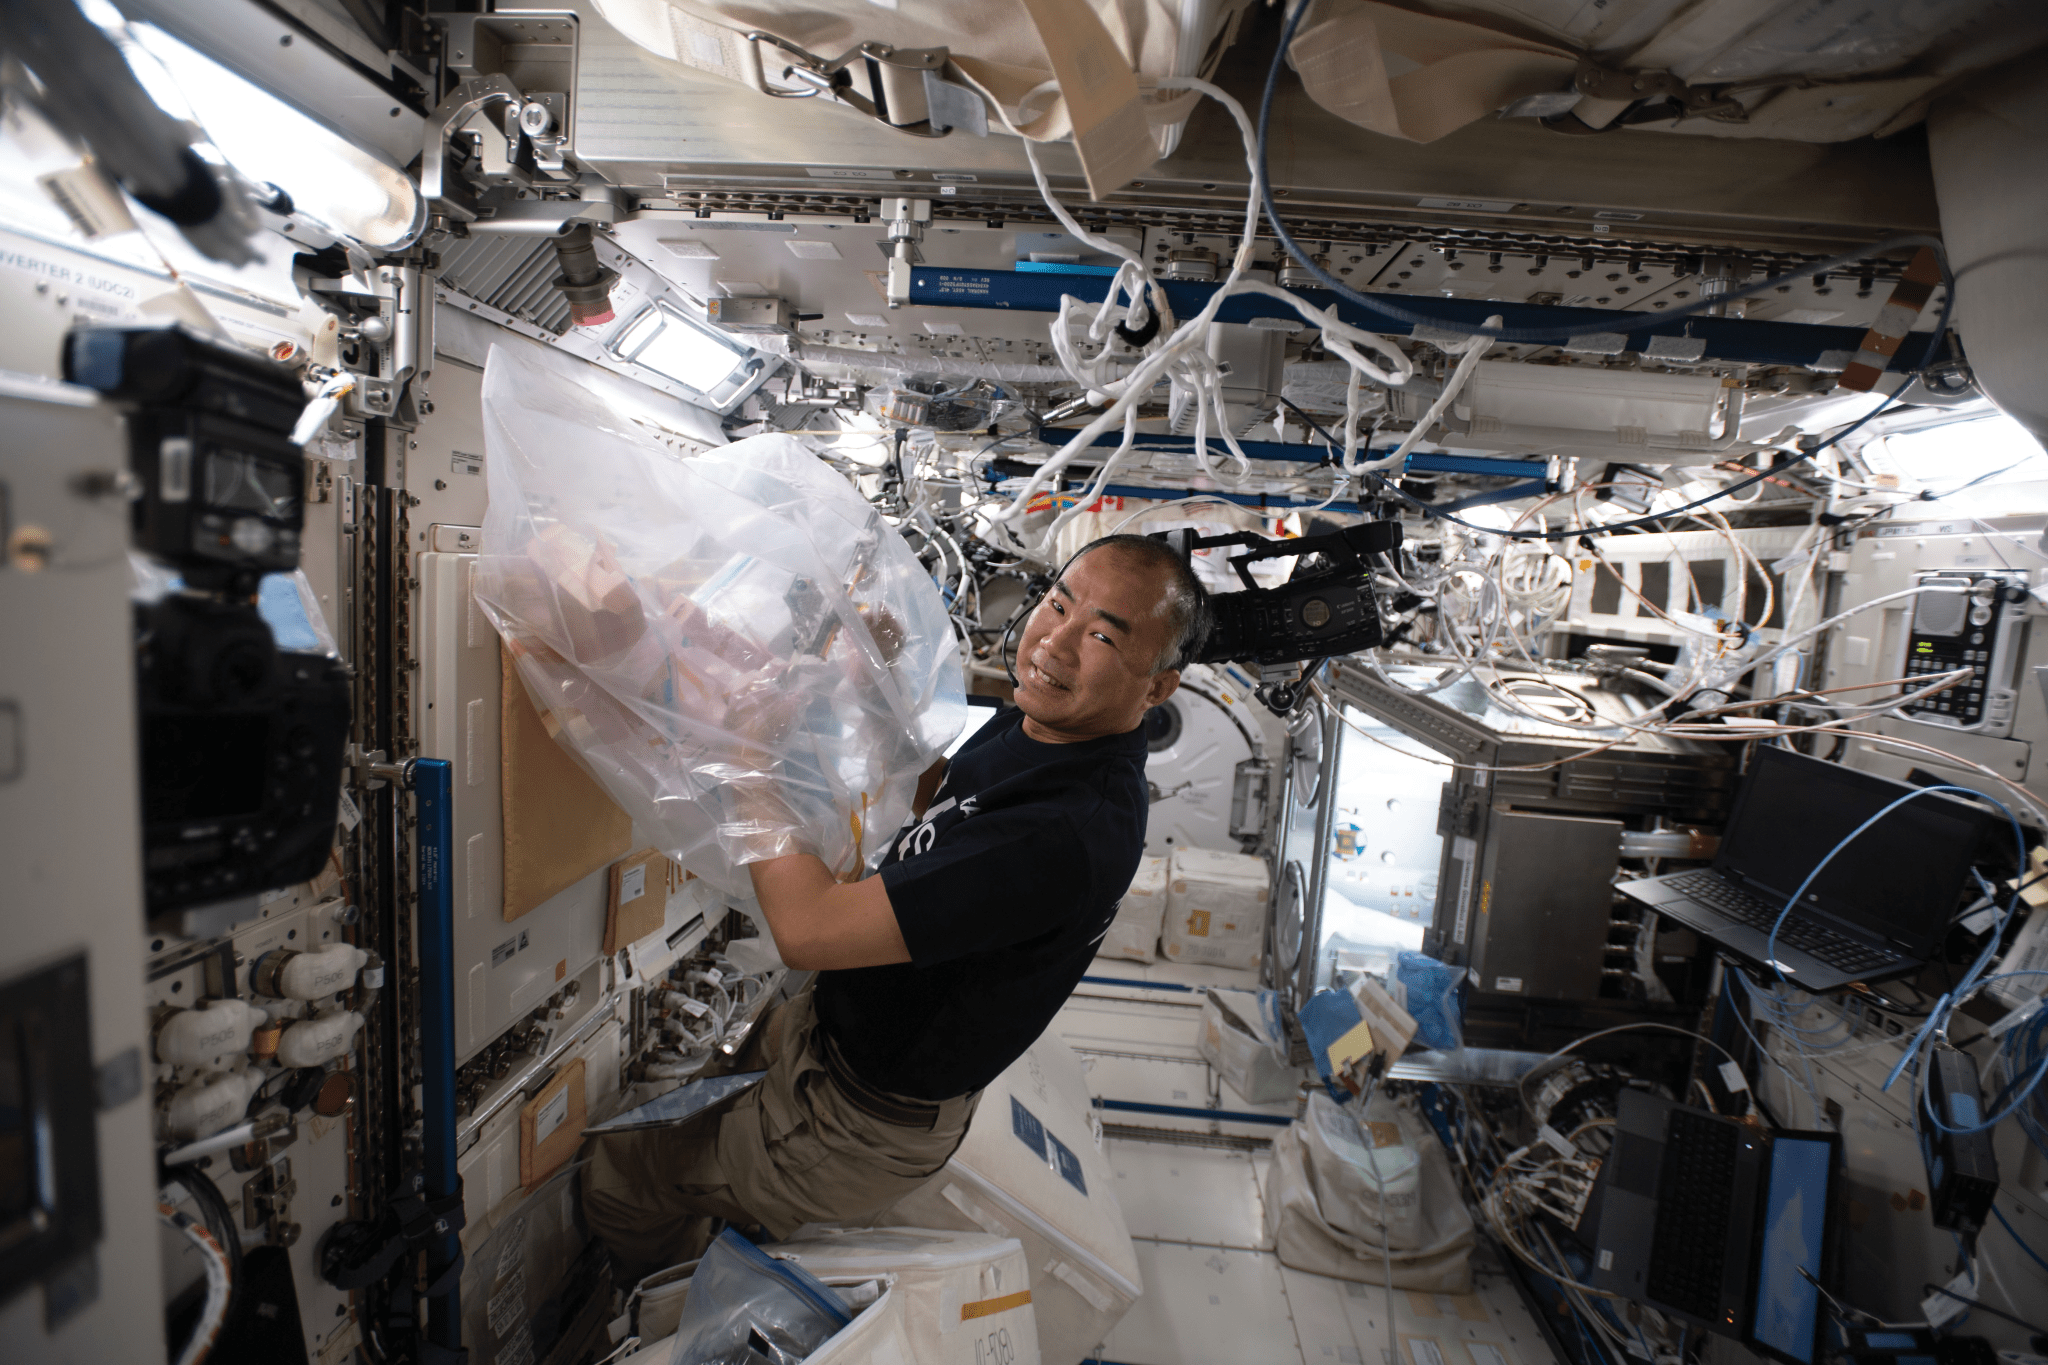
[500,643,632,921]
[519,1057,586,1192]
[605,847,674,954]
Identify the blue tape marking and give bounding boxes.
[1080,975,1194,992]
[1092,1097,1294,1127]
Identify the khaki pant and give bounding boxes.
[582,988,978,1280]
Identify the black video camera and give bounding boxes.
[64,325,306,594]
[66,327,351,922]
[1153,520,1401,669]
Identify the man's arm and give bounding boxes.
[746,855,910,971]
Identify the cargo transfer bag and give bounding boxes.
[1099,854,1167,963]
[1285,0,2042,146]
[590,0,1258,193]
[476,342,966,900]
[1198,987,1298,1105]
[1265,1092,1474,1291]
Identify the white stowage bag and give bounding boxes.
[1264,1089,1475,1292]
[1159,846,1268,969]
[475,342,966,898]
[1098,855,1167,963]
[1301,1089,1422,1247]
[1198,987,1299,1106]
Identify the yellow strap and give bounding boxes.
[961,1289,1034,1321]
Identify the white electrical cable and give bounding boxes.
[998,78,1413,549]
[162,1121,262,1167]
[1362,322,1501,474]
[160,1201,232,1365]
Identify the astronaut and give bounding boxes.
[583,534,1213,1276]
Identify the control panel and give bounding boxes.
[1901,569,2029,736]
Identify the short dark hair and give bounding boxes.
[1070,533,1212,673]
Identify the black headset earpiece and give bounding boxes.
[1001,546,1085,687]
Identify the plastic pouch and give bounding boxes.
[476,341,968,898]
[1395,951,1464,1052]
[668,1229,852,1365]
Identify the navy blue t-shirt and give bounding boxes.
[813,706,1149,1100]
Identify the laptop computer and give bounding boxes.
[1590,1090,1841,1365]
[1617,747,1992,992]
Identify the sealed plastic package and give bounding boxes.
[666,1229,851,1365]
[475,342,966,899]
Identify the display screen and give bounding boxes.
[202,446,298,521]
[1751,1136,1832,1365]
[143,715,269,822]
[1717,748,1990,947]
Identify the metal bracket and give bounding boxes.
[746,35,986,137]
[1555,57,1750,130]
[420,73,525,221]
[347,745,414,790]
[243,1153,300,1247]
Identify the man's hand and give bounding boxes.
[747,855,911,971]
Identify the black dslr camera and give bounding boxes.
[65,327,351,921]
[1153,520,1401,704]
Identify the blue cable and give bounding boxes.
[1767,784,2024,990]
[1911,970,2048,1137]
[1992,1205,2048,1277]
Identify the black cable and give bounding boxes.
[171,1162,245,1338]
[1275,394,1342,454]
[1255,3,1955,343]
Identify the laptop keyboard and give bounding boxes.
[1659,870,1896,975]
[1647,1109,1740,1321]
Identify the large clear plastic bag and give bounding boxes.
[668,1229,852,1365]
[475,342,966,899]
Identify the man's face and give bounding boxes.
[1014,548,1183,743]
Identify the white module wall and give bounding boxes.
[417,551,613,1062]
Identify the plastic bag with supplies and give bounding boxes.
[475,342,967,899]
[668,1229,852,1365]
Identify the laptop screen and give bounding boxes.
[1716,748,1989,949]
[1749,1135,1833,1365]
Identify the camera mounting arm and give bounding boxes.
[1153,522,1403,591]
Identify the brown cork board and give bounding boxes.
[605,847,671,954]
[500,644,631,921]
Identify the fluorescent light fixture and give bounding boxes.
[606,301,764,409]
[785,240,842,260]
[846,313,887,327]
[119,21,422,249]
[1878,413,2048,491]
[923,321,964,336]
[658,238,720,259]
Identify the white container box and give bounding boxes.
[872,1030,1142,1365]
[768,1227,1040,1365]
[1160,847,1269,970]
[1099,856,1167,963]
